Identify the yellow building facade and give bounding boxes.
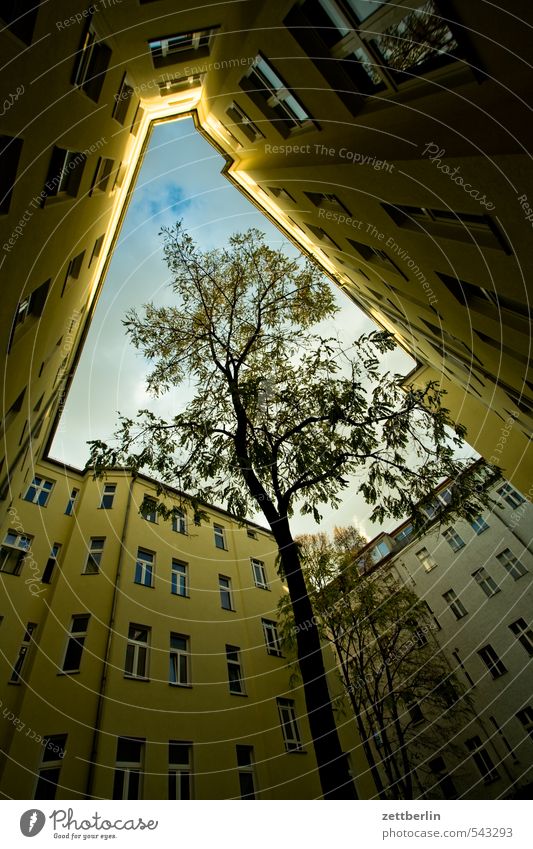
[0,459,373,799]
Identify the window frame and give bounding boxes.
[171,509,187,535]
[10,622,37,683]
[262,618,282,656]
[84,537,105,575]
[251,558,269,589]
[0,529,32,576]
[213,523,227,550]
[23,475,54,506]
[112,737,144,800]
[477,644,507,679]
[168,741,193,799]
[99,483,116,509]
[277,697,303,752]
[124,624,150,680]
[509,618,533,657]
[219,575,233,610]
[472,567,500,598]
[226,644,245,695]
[442,588,468,620]
[134,547,155,587]
[169,633,190,686]
[236,745,256,799]
[61,614,90,674]
[496,548,527,580]
[442,527,466,552]
[171,559,188,597]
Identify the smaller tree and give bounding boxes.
[279,528,475,799]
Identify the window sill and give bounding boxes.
[57,670,81,676]
[169,683,192,689]
[254,585,270,591]
[286,748,306,754]
[171,593,190,599]
[124,675,150,682]
[229,691,248,697]
[133,583,155,589]
[81,571,100,576]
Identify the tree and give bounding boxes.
[279,528,475,799]
[88,223,493,799]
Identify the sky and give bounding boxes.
[50,117,417,539]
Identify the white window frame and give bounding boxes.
[142,498,158,523]
[471,515,489,534]
[277,697,302,751]
[236,745,256,799]
[516,706,533,741]
[168,741,193,799]
[251,558,268,589]
[442,589,467,619]
[497,483,526,509]
[443,527,465,552]
[496,548,527,580]
[62,614,89,673]
[172,509,187,535]
[169,633,190,686]
[219,575,233,610]
[113,737,144,800]
[214,523,226,550]
[134,548,154,587]
[509,619,533,657]
[246,56,311,128]
[10,622,37,683]
[125,624,150,679]
[0,529,32,575]
[415,546,437,572]
[23,475,54,506]
[262,619,282,656]
[171,559,188,597]
[472,567,500,598]
[149,28,214,60]
[465,735,499,783]
[84,537,104,574]
[65,487,79,515]
[478,644,507,679]
[99,483,116,509]
[226,645,245,695]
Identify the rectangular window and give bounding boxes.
[497,483,526,509]
[262,619,282,656]
[277,697,302,751]
[124,624,149,679]
[415,547,437,572]
[34,734,68,800]
[148,26,216,68]
[134,548,154,587]
[112,737,144,799]
[478,644,507,679]
[465,735,499,783]
[442,589,467,619]
[509,619,533,657]
[171,560,188,597]
[41,543,61,584]
[84,537,105,575]
[436,271,529,323]
[246,529,257,540]
[443,528,465,552]
[169,633,190,686]
[428,755,458,799]
[23,475,54,506]
[112,74,134,124]
[142,498,157,523]
[62,614,90,673]
[219,575,233,610]
[65,487,79,516]
[168,741,192,799]
[516,706,533,741]
[158,73,203,96]
[347,238,407,279]
[65,250,85,282]
[214,523,226,549]
[43,147,86,200]
[72,24,111,102]
[89,234,105,267]
[241,56,312,135]
[382,203,510,252]
[251,558,268,589]
[0,529,32,575]
[1,1,39,45]
[236,745,256,799]
[226,645,245,694]
[172,509,187,534]
[0,134,23,214]
[9,280,50,351]
[10,622,37,683]
[471,515,489,534]
[99,483,116,509]
[472,568,500,598]
[91,157,115,194]
[496,548,527,580]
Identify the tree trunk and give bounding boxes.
[274,516,357,799]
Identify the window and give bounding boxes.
[172,509,187,534]
[171,560,188,597]
[158,74,203,96]
[65,250,85,282]
[436,272,530,323]
[442,528,465,552]
[246,529,257,540]
[428,756,457,799]
[1,0,39,45]
[134,548,154,587]
[124,624,149,679]
[24,476,54,506]
[251,558,268,589]
[219,575,233,610]
[112,75,134,124]
[415,547,437,572]
[148,26,217,68]
[478,644,507,679]
[347,238,407,279]
[226,645,245,694]
[72,23,111,102]
[41,543,60,584]
[89,234,105,267]
[0,529,31,575]
[1,387,25,434]
[382,204,510,252]
[509,619,533,657]
[442,589,467,619]
[471,515,489,534]
[214,523,226,549]
[65,487,79,516]
[497,483,526,509]
[236,745,256,799]
[91,157,115,194]
[407,702,424,725]
[112,737,144,799]
[169,633,190,686]
[142,498,157,522]
[99,483,116,509]
[277,697,302,751]
[305,191,350,215]
[0,135,23,214]
[9,280,50,349]
[43,147,86,200]
[10,622,37,683]
[34,734,68,800]
[465,736,499,783]
[268,186,295,203]
[168,742,192,799]
[516,706,533,741]
[241,55,312,136]
[84,537,105,575]
[496,548,527,580]
[62,614,89,673]
[262,619,282,656]
[472,568,500,598]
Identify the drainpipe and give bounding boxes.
[85,474,134,798]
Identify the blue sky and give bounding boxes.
[50,117,416,537]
